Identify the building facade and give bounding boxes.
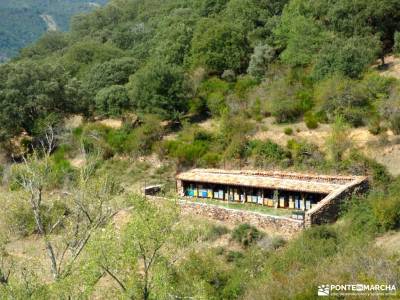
[176,169,368,225]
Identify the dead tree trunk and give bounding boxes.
[30,189,59,279]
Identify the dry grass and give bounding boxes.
[250,116,400,175]
[97,118,123,129]
[376,231,400,254]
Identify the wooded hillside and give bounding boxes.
[0,0,107,61]
[0,1,399,299]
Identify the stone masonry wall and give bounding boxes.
[304,179,369,227]
[177,199,303,237]
[148,196,303,237]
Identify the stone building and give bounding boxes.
[176,169,368,227]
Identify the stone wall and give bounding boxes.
[304,179,369,226]
[152,175,369,236]
[176,199,303,237]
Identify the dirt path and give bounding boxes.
[40,14,58,31]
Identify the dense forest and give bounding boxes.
[0,0,108,62]
[0,0,400,299]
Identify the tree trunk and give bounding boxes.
[143,265,150,300]
[31,195,59,279]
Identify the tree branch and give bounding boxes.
[101,265,126,292]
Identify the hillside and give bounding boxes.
[0,0,108,61]
[0,0,400,298]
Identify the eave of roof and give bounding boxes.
[176,169,367,194]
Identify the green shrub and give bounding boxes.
[128,62,186,119]
[304,112,319,129]
[246,139,289,165]
[368,116,382,135]
[204,224,230,241]
[224,136,248,161]
[162,140,209,167]
[231,223,263,247]
[206,92,227,117]
[313,36,380,79]
[370,180,400,231]
[287,139,324,167]
[188,98,207,116]
[271,226,338,273]
[284,127,293,135]
[267,78,306,123]
[50,145,76,185]
[95,85,130,117]
[199,152,221,167]
[270,236,287,249]
[394,31,400,54]
[199,77,231,117]
[225,251,244,263]
[3,197,68,237]
[5,199,36,237]
[190,18,249,73]
[314,76,371,126]
[234,75,257,99]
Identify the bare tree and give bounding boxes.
[56,157,118,278]
[16,150,59,278]
[13,126,118,280]
[90,196,182,300]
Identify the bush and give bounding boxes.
[199,77,231,117]
[162,140,209,167]
[50,153,76,186]
[128,62,186,119]
[266,78,306,123]
[191,19,249,73]
[199,152,221,167]
[225,251,244,263]
[304,112,318,129]
[370,180,400,231]
[85,57,138,95]
[204,224,230,241]
[257,235,287,251]
[313,36,380,79]
[284,127,293,135]
[5,198,36,236]
[246,139,289,166]
[3,196,68,237]
[270,226,338,273]
[287,139,324,167]
[394,31,400,54]
[95,85,130,117]
[380,85,400,134]
[247,44,276,79]
[231,223,263,247]
[367,116,382,135]
[314,76,370,126]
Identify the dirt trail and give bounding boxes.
[376,55,400,79]
[40,14,58,31]
[98,118,123,129]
